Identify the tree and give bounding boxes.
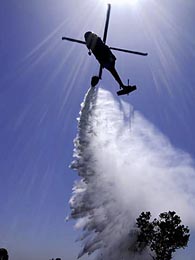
[136,211,190,260]
[0,248,9,260]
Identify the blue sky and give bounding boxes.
[0,0,195,259]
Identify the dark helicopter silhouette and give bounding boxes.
[62,4,148,96]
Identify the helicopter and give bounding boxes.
[62,4,148,96]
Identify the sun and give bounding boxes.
[101,0,138,6]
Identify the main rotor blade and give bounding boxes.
[62,37,86,45]
[103,4,111,44]
[110,46,148,56]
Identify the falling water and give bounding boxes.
[70,87,195,260]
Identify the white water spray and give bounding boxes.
[70,87,195,259]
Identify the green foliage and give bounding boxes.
[136,211,190,260]
[0,248,8,260]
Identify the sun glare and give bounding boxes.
[101,0,138,6]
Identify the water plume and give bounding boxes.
[70,87,195,259]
